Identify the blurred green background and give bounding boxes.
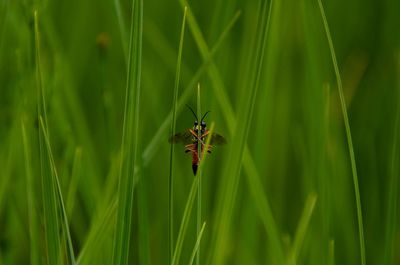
[0,0,399,264]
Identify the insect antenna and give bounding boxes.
[201,111,211,122]
[186,104,198,121]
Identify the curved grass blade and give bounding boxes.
[39,117,76,265]
[287,193,318,265]
[168,7,187,264]
[189,222,206,265]
[171,175,199,265]
[317,1,366,265]
[35,10,61,265]
[112,0,143,263]
[76,199,117,265]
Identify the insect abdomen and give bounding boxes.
[191,151,199,175]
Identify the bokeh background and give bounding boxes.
[0,0,399,264]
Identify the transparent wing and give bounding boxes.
[169,129,193,145]
[206,133,227,145]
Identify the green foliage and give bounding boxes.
[1,0,399,264]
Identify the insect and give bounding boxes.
[169,105,226,175]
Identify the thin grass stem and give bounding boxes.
[168,7,187,265]
[196,83,202,265]
[189,222,206,265]
[317,1,366,265]
[112,0,143,263]
[287,193,318,265]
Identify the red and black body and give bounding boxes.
[169,108,226,175]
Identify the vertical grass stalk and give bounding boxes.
[189,222,206,265]
[168,6,187,265]
[39,117,76,265]
[112,0,143,263]
[287,193,318,265]
[208,0,275,263]
[171,176,200,265]
[317,1,366,265]
[196,83,202,265]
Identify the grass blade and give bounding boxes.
[287,193,318,265]
[39,117,77,265]
[35,10,61,265]
[112,0,143,263]
[138,160,150,265]
[34,13,76,264]
[192,0,276,263]
[196,83,201,265]
[189,222,206,265]
[168,7,187,265]
[67,147,82,218]
[77,199,117,265]
[113,0,128,59]
[171,175,200,265]
[317,1,366,265]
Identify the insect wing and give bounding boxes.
[169,129,193,145]
[207,132,227,145]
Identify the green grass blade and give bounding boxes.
[168,7,187,265]
[189,222,206,265]
[287,193,318,265]
[39,117,76,265]
[138,160,150,265]
[171,176,200,265]
[208,0,273,263]
[35,10,61,265]
[67,147,82,218]
[21,118,40,265]
[317,1,366,265]
[196,83,201,265]
[112,0,143,263]
[77,199,117,265]
[113,0,128,59]
[38,117,61,265]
